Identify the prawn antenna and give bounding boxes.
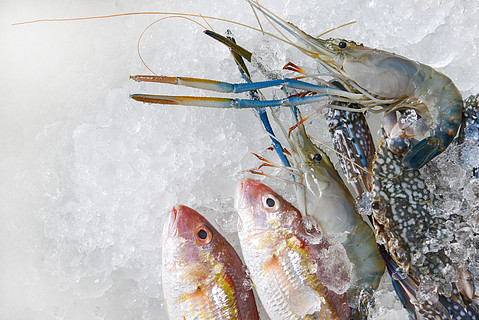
[316,20,357,38]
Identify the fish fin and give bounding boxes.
[186,286,208,300]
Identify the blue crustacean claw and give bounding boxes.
[403,130,455,170]
[402,135,442,170]
[372,129,479,320]
[130,75,345,109]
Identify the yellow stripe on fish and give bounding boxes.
[235,178,352,320]
[162,205,259,320]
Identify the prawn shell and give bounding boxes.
[342,49,419,98]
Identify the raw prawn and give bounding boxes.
[130,1,462,170]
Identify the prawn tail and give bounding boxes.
[402,130,455,170]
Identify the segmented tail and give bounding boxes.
[402,130,453,170]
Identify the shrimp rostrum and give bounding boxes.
[130,0,462,170]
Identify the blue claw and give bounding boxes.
[220,30,291,168]
[403,130,454,169]
[130,92,331,109]
[130,75,343,97]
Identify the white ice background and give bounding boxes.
[2,0,479,319]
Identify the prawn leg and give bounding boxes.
[130,92,345,109]
[207,29,291,168]
[248,0,463,169]
[130,75,366,102]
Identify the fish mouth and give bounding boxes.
[235,178,264,212]
[235,178,264,209]
[164,206,179,237]
[235,179,250,211]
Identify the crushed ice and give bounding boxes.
[4,0,479,319]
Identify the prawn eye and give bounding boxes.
[195,225,213,244]
[338,41,347,49]
[313,153,322,162]
[371,201,382,211]
[262,193,281,212]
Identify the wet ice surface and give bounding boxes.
[2,0,479,319]
[419,96,479,279]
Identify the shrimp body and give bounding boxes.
[131,1,463,169]
[288,122,385,308]
[246,0,463,169]
[343,49,462,168]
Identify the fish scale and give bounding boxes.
[236,178,352,320]
[255,244,324,319]
[243,231,348,320]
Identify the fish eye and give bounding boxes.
[262,193,281,212]
[195,225,213,244]
[266,198,275,207]
[313,153,322,162]
[338,41,347,49]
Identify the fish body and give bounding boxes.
[161,205,259,320]
[235,178,352,320]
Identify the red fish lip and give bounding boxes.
[235,178,263,210]
[166,206,179,237]
[235,179,249,210]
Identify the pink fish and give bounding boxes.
[235,178,352,320]
[161,205,259,320]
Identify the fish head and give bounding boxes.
[162,205,227,281]
[165,205,215,246]
[235,178,303,236]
